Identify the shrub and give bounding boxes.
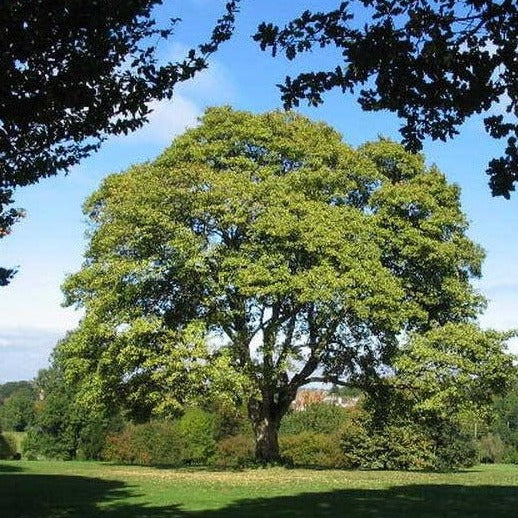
[20,430,42,460]
[339,414,379,469]
[280,432,346,468]
[503,446,518,464]
[213,434,255,468]
[280,403,351,436]
[0,433,17,459]
[479,433,506,464]
[103,421,184,466]
[22,426,77,460]
[378,425,435,470]
[212,405,251,440]
[0,387,35,432]
[76,416,122,461]
[103,427,137,464]
[177,408,217,465]
[431,421,478,470]
[340,418,439,470]
[103,412,218,467]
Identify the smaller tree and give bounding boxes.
[0,380,33,403]
[393,324,516,419]
[386,324,515,468]
[337,324,515,470]
[484,371,518,462]
[23,364,116,460]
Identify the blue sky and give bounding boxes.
[1,1,517,382]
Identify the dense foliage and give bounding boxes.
[280,402,353,436]
[255,0,518,197]
[96,399,482,470]
[20,366,120,461]
[392,324,516,420]
[103,409,217,466]
[0,381,35,432]
[0,387,34,432]
[478,376,518,463]
[8,369,510,471]
[0,380,33,402]
[61,107,502,462]
[0,433,17,460]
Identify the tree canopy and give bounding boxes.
[254,0,518,197]
[0,0,239,285]
[61,107,492,462]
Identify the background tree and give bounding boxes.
[62,107,487,463]
[254,1,518,197]
[480,370,518,462]
[0,380,33,403]
[22,363,122,461]
[0,0,240,284]
[0,381,35,431]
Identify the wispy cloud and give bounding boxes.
[117,95,201,146]
[111,54,235,147]
[0,328,65,382]
[162,43,236,103]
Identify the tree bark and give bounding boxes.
[248,385,296,464]
[252,413,282,463]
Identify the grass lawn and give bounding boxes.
[1,461,517,517]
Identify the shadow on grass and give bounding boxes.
[0,473,139,518]
[189,485,518,518]
[1,471,518,518]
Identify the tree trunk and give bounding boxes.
[248,387,296,464]
[252,413,282,463]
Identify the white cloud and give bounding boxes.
[480,295,518,331]
[0,328,64,382]
[162,43,236,103]
[111,57,235,148]
[176,60,236,104]
[113,95,201,147]
[0,264,82,333]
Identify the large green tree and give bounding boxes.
[0,0,240,284]
[62,107,486,462]
[255,0,518,197]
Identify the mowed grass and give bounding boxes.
[1,461,517,517]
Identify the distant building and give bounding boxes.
[291,389,360,411]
